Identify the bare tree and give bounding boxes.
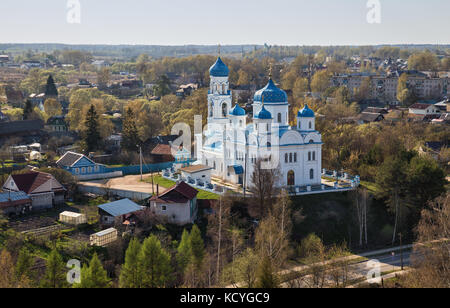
[249,158,281,218]
[352,188,370,247]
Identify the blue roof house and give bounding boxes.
[98,198,143,226]
[56,152,122,180]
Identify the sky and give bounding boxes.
[1,0,449,46]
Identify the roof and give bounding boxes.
[8,172,56,194]
[56,152,93,168]
[94,228,117,237]
[180,164,213,174]
[0,191,30,203]
[0,120,44,136]
[359,112,384,122]
[151,144,173,156]
[298,105,315,118]
[98,199,142,217]
[254,79,288,104]
[229,104,246,116]
[60,211,84,218]
[46,116,66,126]
[209,57,229,77]
[410,103,434,110]
[150,181,198,203]
[254,106,272,120]
[364,107,388,114]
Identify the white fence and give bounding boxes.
[77,184,151,201]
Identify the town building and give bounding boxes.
[331,71,449,103]
[97,198,142,226]
[56,151,122,180]
[2,172,66,211]
[0,191,32,217]
[45,116,69,133]
[149,181,198,225]
[195,57,323,188]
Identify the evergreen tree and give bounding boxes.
[121,108,140,152]
[83,104,101,153]
[76,253,111,288]
[256,256,279,288]
[189,225,205,270]
[41,249,67,288]
[45,75,58,97]
[15,248,34,282]
[23,100,33,120]
[119,238,142,288]
[176,229,192,273]
[139,235,172,288]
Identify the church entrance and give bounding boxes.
[287,170,295,186]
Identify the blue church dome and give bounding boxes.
[255,106,272,120]
[298,105,315,118]
[254,79,288,104]
[229,104,246,116]
[209,57,229,77]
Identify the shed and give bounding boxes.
[180,164,213,183]
[59,211,87,225]
[90,228,118,247]
[98,199,142,226]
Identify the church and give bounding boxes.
[195,57,323,189]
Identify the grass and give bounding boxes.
[360,181,380,194]
[147,175,219,200]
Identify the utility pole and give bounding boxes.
[399,233,404,271]
[139,146,143,182]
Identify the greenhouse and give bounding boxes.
[90,228,118,247]
[59,211,87,225]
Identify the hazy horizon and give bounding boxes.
[1,0,449,46]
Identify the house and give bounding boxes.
[358,112,385,124]
[151,144,191,166]
[98,199,142,226]
[2,172,66,211]
[180,165,213,184]
[409,103,441,116]
[0,120,44,146]
[176,83,198,98]
[21,60,43,69]
[149,181,198,225]
[419,141,446,160]
[56,151,122,180]
[363,107,389,115]
[0,191,32,217]
[45,116,69,133]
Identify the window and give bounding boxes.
[309,121,312,129]
[267,142,271,147]
[222,103,227,117]
[289,153,293,163]
[81,167,86,174]
[310,169,314,180]
[266,123,270,131]
[288,170,295,186]
[313,151,316,161]
[278,113,282,123]
[75,168,80,174]
[94,166,99,172]
[308,152,311,161]
[285,153,288,163]
[88,167,92,173]
[294,153,297,162]
[162,205,167,212]
[222,84,226,94]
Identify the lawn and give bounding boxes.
[147,175,219,200]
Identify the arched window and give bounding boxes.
[309,121,312,129]
[310,169,314,180]
[288,170,295,186]
[308,152,311,161]
[289,153,293,163]
[294,153,297,162]
[285,153,288,163]
[222,103,227,117]
[278,113,282,123]
[312,151,316,161]
[266,123,270,131]
[267,142,271,147]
